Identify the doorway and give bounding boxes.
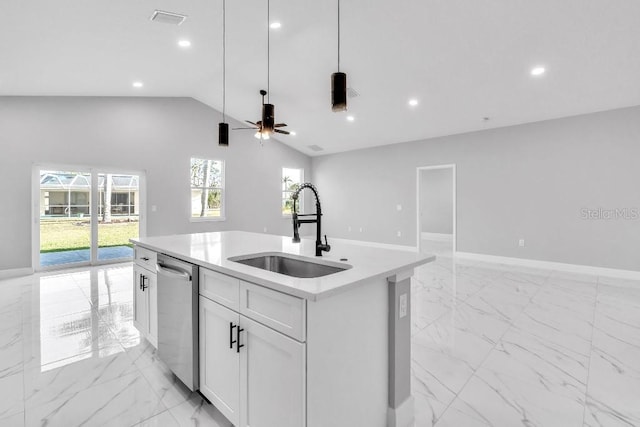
[416,165,456,256]
[34,166,145,270]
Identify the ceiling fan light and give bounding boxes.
[332,72,348,112]
[218,122,229,146]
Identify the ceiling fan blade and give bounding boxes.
[245,120,258,126]
[274,123,288,128]
[274,129,290,135]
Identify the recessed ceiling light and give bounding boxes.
[408,99,419,107]
[346,115,355,122]
[290,131,297,136]
[178,40,191,48]
[270,22,282,29]
[530,66,546,76]
[132,81,144,88]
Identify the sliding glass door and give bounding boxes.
[37,167,143,270]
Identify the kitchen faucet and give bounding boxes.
[291,183,331,256]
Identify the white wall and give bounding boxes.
[419,168,453,235]
[0,96,311,270]
[312,106,640,272]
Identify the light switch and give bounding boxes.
[151,205,157,212]
[399,293,408,318]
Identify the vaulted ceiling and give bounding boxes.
[2,0,640,155]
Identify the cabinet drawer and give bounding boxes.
[240,281,306,342]
[200,268,240,311]
[134,246,157,271]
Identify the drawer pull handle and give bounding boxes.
[229,322,237,349]
[139,274,144,290]
[141,275,148,291]
[141,257,150,261]
[237,327,245,353]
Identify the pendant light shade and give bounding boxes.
[219,0,229,146]
[218,122,229,146]
[331,72,347,112]
[262,103,275,132]
[331,0,347,112]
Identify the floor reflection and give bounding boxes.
[37,266,137,372]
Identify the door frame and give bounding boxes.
[32,163,147,272]
[416,164,457,253]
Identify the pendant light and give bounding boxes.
[331,0,347,112]
[218,0,229,146]
[255,0,274,140]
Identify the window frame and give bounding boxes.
[190,157,226,222]
[282,167,304,218]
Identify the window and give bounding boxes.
[282,168,304,216]
[191,158,225,220]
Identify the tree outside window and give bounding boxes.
[282,168,303,215]
[191,158,224,219]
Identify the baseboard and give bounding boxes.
[329,237,417,253]
[0,267,34,280]
[420,232,453,242]
[455,252,640,280]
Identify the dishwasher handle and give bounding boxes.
[156,263,192,281]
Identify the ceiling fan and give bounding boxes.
[233,90,290,140]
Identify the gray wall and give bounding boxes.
[312,106,640,272]
[0,96,311,270]
[419,168,453,235]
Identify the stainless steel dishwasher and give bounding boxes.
[156,254,199,391]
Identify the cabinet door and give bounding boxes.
[240,316,306,427]
[199,296,241,426]
[147,272,158,348]
[133,265,148,336]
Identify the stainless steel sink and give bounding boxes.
[228,252,351,278]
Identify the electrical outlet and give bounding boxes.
[263,227,268,233]
[399,293,408,318]
[519,239,525,247]
[397,231,402,237]
[348,226,352,232]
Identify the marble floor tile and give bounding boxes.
[24,371,166,427]
[0,371,25,419]
[1,257,638,426]
[168,393,233,427]
[0,412,25,427]
[436,367,585,427]
[586,329,640,425]
[480,325,590,402]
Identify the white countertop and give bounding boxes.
[132,231,434,301]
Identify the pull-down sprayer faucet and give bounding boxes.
[291,183,331,256]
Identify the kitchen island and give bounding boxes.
[132,231,434,427]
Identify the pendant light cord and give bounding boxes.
[222,0,226,122]
[337,0,341,72]
[267,0,270,103]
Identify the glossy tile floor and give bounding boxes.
[0,263,231,427]
[413,240,640,426]
[0,248,638,426]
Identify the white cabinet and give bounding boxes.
[240,315,305,427]
[199,296,241,426]
[133,249,158,348]
[199,268,305,427]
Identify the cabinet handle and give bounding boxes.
[139,274,144,290]
[236,327,245,353]
[141,257,150,261]
[229,322,237,349]
[141,275,148,291]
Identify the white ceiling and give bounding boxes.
[2,0,640,156]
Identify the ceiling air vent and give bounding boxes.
[150,10,187,25]
[308,145,324,152]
